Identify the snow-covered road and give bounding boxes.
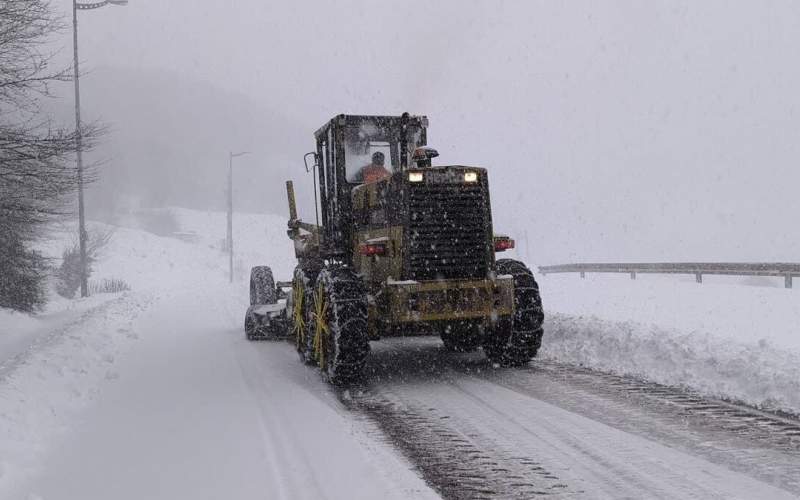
[9,287,798,499]
[3,287,437,500]
[352,338,800,498]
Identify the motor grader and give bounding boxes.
[244,113,544,384]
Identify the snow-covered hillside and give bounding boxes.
[1,208,294,360]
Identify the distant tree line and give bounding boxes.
[0,0,101,312]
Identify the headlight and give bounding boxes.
[464,171,478,183]
[408,172,424,182]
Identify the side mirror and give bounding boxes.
[303,152,319,173]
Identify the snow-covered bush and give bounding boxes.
[54,231,113,298]
[88,278,131,295]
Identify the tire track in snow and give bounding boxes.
[346,337,800,499]
[480,361,800,494]
[347,389,569,499]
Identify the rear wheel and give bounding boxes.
[245,308,257,340]
[244,305,273,341]
[310,266,370,385]
[250,266,276,305]
[483,259,544,366]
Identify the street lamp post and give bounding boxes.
[72,0,128,298]
[228,151,251,283]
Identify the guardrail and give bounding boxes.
[538,263,800,289]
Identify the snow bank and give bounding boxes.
[0,296,113,367]
[0,309,39,343]
[540,274,800,414]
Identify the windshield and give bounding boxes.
[343,123,423,183]
[345,140,394,183]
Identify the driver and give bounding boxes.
[355,151,391,183]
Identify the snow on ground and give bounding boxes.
[4,205,800,497]
[540,273,800,414]
[0,208,437,500]
[0,295,113,368]
[0,292,154,498]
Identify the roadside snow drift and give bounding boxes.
[540,274,800,414]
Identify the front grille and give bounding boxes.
[407,181,490,280]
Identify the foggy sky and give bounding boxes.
[53,0,800,264]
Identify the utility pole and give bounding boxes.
[72,0,128,297]
[228,151,250,283]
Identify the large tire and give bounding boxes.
[310,266,370,385]
[250,266,276,305]
[441,321,482,352]
[483,259,544,366]
[245,307,257,340]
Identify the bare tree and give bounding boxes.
[0,0,102,312]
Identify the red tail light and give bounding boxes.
[359,243,387,256]
[494,237,515,252]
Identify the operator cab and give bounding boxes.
[310,113,428,256]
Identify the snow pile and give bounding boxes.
[0,308,38,339]
[0,295,113,367]
[540,274,800,414]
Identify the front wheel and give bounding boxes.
[483,259,544,366]
[245,308,257,340]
